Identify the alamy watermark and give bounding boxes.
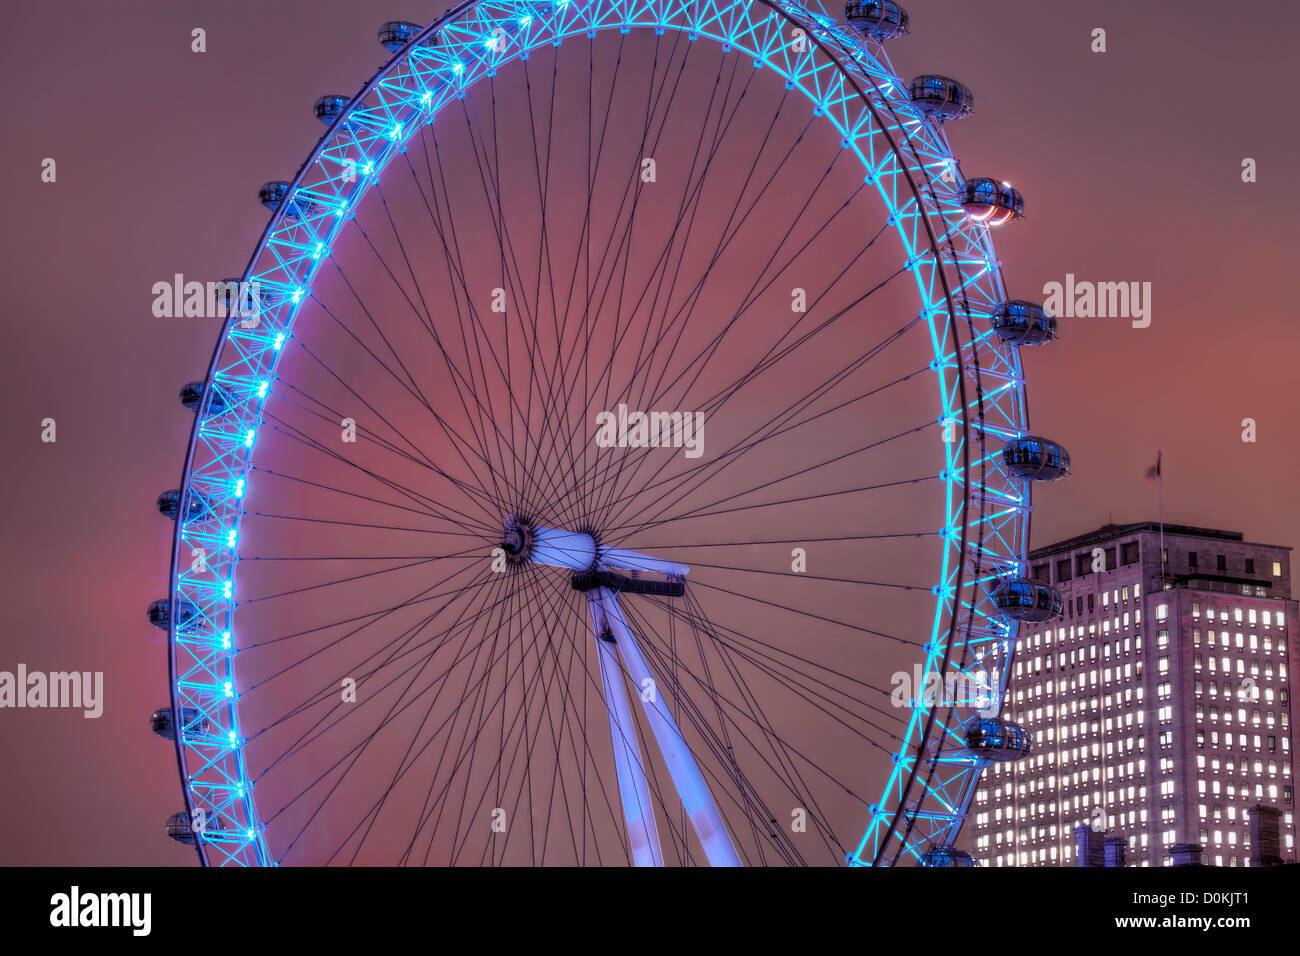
[890,663,999,717]
[595,403,704,459]
[0,665,102,718]
[1042,273,1151,328]
[152,274,262,322]
[50,887,150,936]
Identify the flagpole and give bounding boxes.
[1157,450,1165,588]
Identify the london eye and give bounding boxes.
[150,0,1068,866]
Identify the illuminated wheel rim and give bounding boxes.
[164,0,1035,866]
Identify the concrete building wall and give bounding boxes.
[970,522,1297,867]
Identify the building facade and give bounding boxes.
[970,522,1297,866]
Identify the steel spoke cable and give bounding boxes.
[606,455,938,543]
[274,325,511,525]
[458,78,598,528]
[238,559,497,673]
[610,417,937,542]
[621,591,885,861]
[584,119,858,523]
[522,32,696,521]
[594,235,915,535]
[414,104,571,523]
[371,177,521,512]
[298,271,518,516]
[444,92,552,510]
[262,381,503,530]
[276,566,519,863]
[638,588,910,732]
[340,558,533,866]
[580,49,754,523]
[237,551,478,609]
[591,346,927,537]
[242,569,506,750]
[616,595,816,864]
[247,457,494,541]
[492,571,588,864]
[589,111,832,525]
[249,417,497,534]
[344,185,531,514]
[523,42,740,525]
[584,166,902,529]
[594,315,933,535]
[669,587,844,861]
[530,568,703,863]
[252,564,513,816]
[544,32,695,522]
[340,211,512,496]
[239,403,508,532]
[453,574,596,865]
[260,561,543,847]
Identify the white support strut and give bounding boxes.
[511,518,741,867]
[592,587,742,867]
[586,598,665,867]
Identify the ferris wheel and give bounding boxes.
[149,0,1069,866]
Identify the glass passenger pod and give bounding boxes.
[313,94,352,129]
[165,811,198,845]
[992,299,1057,346]
[258,181,319,218]
[844,1,909,40]
[378,20,427,52]
[1001,435,1070,481]
[959,178,1024,225]
[166,810,224,846]
[157,488,209,522]
[215,277,241,317]
[921,845,978,867]
[149,706,210,741]
[180,381,229,416]
[964,717,1031,762]
[214,277,271,319]
[147,599,199,631]
[993,577,1062,623]
[908,75,973,121]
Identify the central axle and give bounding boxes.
[501,516,688,595]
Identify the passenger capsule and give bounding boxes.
[908,75,973,122]
[240,284,279,313]
[959,178,1024,225]
[964,716,1031,762]
[165,810,221,845]
[993,577,1063,623]
[379,20,424,51]
[213,278,242,317]
[1001,435,1070,481]
[147,599,199,631]
[258,181,318,218]
[844,1,909,40]
[156,489,207,522]
[149,706,209,741]
[991,300,1056,346]
[213,277,273,319]
[180,381,228,416]
[313,94,351,128]
[166,811,198,845]
[921,845,977,867]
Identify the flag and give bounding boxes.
[1145,451,1161,480]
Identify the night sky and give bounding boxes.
[1,0,1297,865]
